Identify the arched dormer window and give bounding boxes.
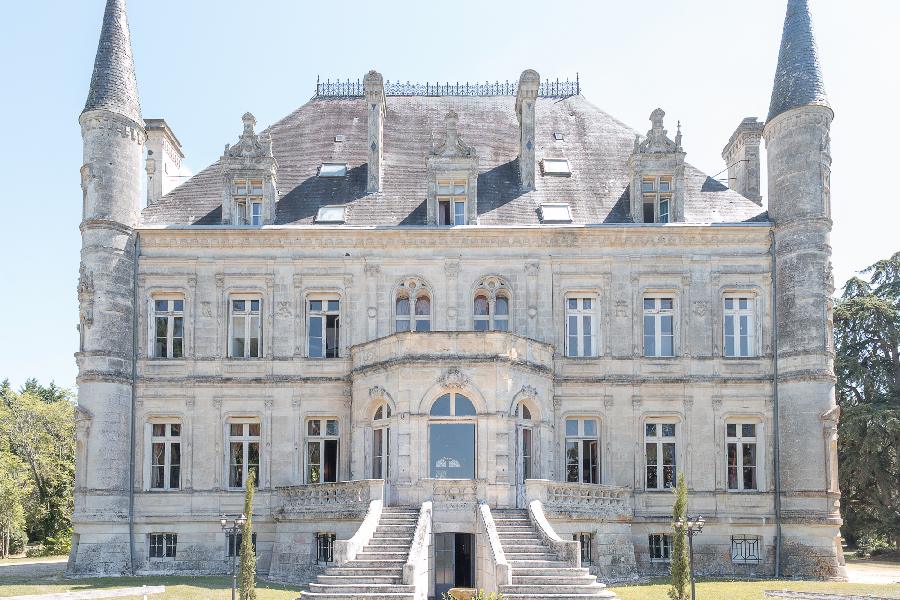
[473,276,511,332]
[429,392,476,479]
[395,278,432,333]
[372,403,392,480]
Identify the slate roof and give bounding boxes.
[767,0,829,122]
[83,0,143,125]
[141,95,767,227]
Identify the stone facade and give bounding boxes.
[70,0,846,590]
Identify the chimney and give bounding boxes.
[364,70,386,193]
[145,119,190,205]
[721,117,764,205]
[516,69,540,191]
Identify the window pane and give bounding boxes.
[474,319,489,331]
[660,299,673,310]
[454,394,476,417]
[454,201,466,226]
[415,296,430,316]
[325,315,339,358]
[743,465,757,490]
[250,299,260,312]
[430,394,452,416]
[743,443,757,468]
[328,300,340,312]
[566,419,579,436]
[248,423,260,437]
[565,441,579,483]
[568,298,577,310]
[308,420,321,436]
[429,423,475,479]
[307,441,320,465]
[152,423,166,437]
[584,419,597,437]
[739,298,749,310]
[326,420,338,436]
[474,295,489,316]
[230,443,243,488]
[230,423,243,436]
[396,318,411,332]
[661,423,676,437]
[582,316,593,356]
[645,423,657,437]
[415,318,431,332]
[643,319,655,357]
[646,443,658,466]
[309,300,322,312]
[231,316,245,358]
[727,423,736,437]
[584,440,599,484]
[725,298,734,310]
[396,296,410,316]
[583,298,592,310]
[249,316,260,357]
[742,424,756,437]
[308,316,323,357]
[644,298,655,311]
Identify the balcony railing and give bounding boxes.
[525,479,631,520]
[274,479,384,520]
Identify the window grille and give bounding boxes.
[149,533,177,559]
[649,533,672,562]
[573,533,593,565]
[317,533,336,563]
[731,535,761,564]
[226,532,257,558]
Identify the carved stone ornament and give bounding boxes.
[514,385,538,404]
[636,108,681,154]
[437,367,470,390]
[369,385,394,405]
[693,301,709,318]
[223,112,273,160]
[431,110,475,158]
[615,299,629,318]
[201,302,213,318]
[77,265,95,327]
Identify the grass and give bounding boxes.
[0,576,303,599]
[609,578,900,600]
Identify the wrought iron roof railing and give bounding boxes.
[315,76,580,98]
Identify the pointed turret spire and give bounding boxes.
[83,0,142,125]
[767,0,829,122]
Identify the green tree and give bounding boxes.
[0,453,29,557]
[238,469,257,600]
[834,251,900,553]
[0,383,75,544]
[668,473,690,600]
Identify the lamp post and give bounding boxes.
[220,513,247,600]
[675,515,705,600]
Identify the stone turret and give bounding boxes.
[71,0,144,575]
[515,69,540,191]
[763,0,844,579]
[722,117,764,205]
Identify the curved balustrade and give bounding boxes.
[403,501,433,600]
[274,479,384,519]
[525,479,631,520]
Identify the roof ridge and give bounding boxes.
[767,0,829,122]
[83,0,143,124]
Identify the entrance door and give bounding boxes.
[515,424,533,508]
[434,533,474,598]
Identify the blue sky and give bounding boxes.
[1,0,897,391]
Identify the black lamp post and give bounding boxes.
[220,513,247,600]
[675,515,705,600]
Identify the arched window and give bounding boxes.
[472,276,511,332]
[516,402,534,481]
[372,404,391,480]
[429,392,476,479]
[395,279,432,332]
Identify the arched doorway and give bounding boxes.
[428,392,476,479]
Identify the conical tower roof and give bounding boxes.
[83,0,142,124]
[767,0,829,122]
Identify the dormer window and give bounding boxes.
[539,203,572,223]
[553,132,565,141]
[642,176,672,224]
[437,179,467,226]
[541,158,571,177]
[316,206,346,224]
[318,163,348,178]
[233,179,263,226]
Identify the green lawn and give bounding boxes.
[610,578,900,600]
[0,576,303,599]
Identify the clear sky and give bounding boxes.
[1,0,897,391]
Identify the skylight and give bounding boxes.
[319,163,348,177]
[553,132,565,141]
[539,203,572,223]
[334,134,345,143]
[316,206,346,223]
[541,158,571,177]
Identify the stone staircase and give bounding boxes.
[492,509,616,600]
[301,506,419,599]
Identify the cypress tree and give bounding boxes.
[668,473,690,600]
[238,470,257,600]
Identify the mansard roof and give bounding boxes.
[767,0,829,122]
[83,0,143,125]
[141,94,767,227]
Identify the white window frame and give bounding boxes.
[316,206,346,223]
[318,162,348,178]
[641,175,673,223]
[516,402,535,482]
[149,422,181,491]
[229,296,262,359]
[428,392,478,480]
[306,418,340,484]
[233,178,263,226]
[150,297,184,359]
[564,417,600,484]
[307,296,341,358]
[565,296,598,357]
[541,158,571,177]
[644,420,678,490]
[539,202,573,223]
[226,420,260,490]
[648,533,672,563]
[726,421,759,492]
[436,178,467,226]
[395,288,432,333]
[643,296,675,357]
[148,533,177,559]
[372,405,391,480]
[723,295,756,357]
[473,290,510,332]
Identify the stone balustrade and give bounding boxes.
[525,479,631,521]
[274,479,384,520]
[403,501,433,600]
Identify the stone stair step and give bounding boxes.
[309,583,416,594]
[317,575,402,584]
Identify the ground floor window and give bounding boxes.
[573,532,593,565]
[731,535,761,564]
[149,533,177,559]
[317,533,336,563]
[226,532,257,558]
[649,533,672,562]
[307,418,339,483]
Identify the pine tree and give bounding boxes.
[668,473,690,600]
[238,470,257,600]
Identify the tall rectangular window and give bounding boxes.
[228,421,260,489]
[649,533,672,562]
[642,176,672,223]
[152,298,184,358]
[727,423,758,491]
[307,418,339,483]
[566,297,597,357]
[643,297,675,357]
[230,298,261,358]
[149,533,177,559]
[227,532,257,558]
[437,179,467,226]
[150,423,181,490]
[308,299,340,358]
[233,179,263,226]
[724,296,755,357]
[645,422,677,490]
[573,533,593,565]
[565,418,599,484]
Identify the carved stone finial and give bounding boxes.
[242,112,256,135]
[437,367,470,390]
[223,112,273,160]
[675,120,683,151]
[431,110,474,158]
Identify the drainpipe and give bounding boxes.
[770,229,782,577]
[128,232,140,575]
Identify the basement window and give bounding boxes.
[316,206,346,223]
[149,533,177,559]
[539,203,572,223]
[541,158,571,176]
[318,162,348,177]
[317,533,336,563]
[731,535,762,564]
